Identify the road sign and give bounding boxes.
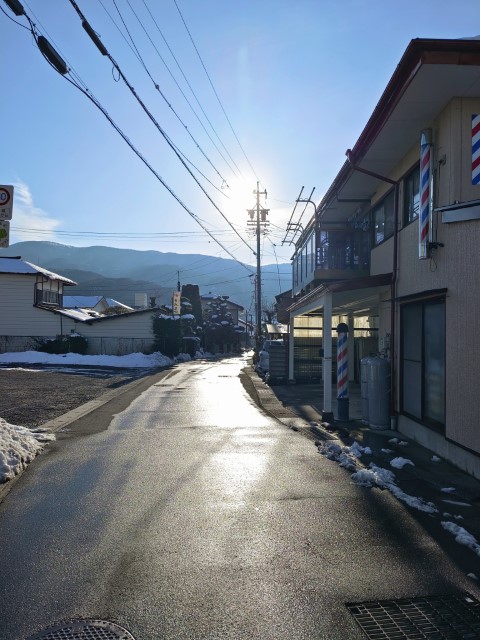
[0,220,10,248]
[0,185,14,221]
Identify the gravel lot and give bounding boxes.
[0,366,149,429]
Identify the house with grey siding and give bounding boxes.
[287,38,480,479]
[0,256,157,355]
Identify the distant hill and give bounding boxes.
[0,241,291,311]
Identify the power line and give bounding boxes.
[67,0,254,257]
[103,0,231,196]
[4,1,254,273]
[173,0,260,184]
[102,0,242,181]
[11,226,233,238]
[143,0,244,180]
[268,237,283,294]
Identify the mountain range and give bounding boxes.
[0,242,291,311]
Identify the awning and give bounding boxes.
[287,273,392,317]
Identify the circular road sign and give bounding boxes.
[0,188,11,206]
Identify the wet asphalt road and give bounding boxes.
[0,356,477,639]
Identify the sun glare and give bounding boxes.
[223,179,257,223]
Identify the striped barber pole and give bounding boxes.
[336,329,348,400]
[419,130,432,259]
[472,114,480,185]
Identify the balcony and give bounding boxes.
[35,288,62,307]
[315,227,370,281]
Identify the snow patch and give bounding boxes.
[0,418,55,483]
[390,457,414,469]
[441,521,480,557]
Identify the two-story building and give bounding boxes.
[0,256,158,355]
[288,37,480,478]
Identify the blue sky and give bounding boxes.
[2,0,479,267]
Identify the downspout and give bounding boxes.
[345,150,399,421]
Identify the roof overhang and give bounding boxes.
[317,39,480,226]
[287,273,392,317]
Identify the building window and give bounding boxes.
[400,297,445,431]
[372,190,394,246]
[403,163,420,226]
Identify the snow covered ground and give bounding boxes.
[0,350,193,485]
[0,349,181,370]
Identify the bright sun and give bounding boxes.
[222,179,258,223]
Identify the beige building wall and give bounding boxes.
[76,312,155,339]
[63,311,157,355]
[382,98,480,459]
[0,274,157,355]
[0,275,69,338]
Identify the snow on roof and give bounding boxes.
[38,306,156,323]
[54,308,102,321]
[0,257,76,285]
[63,295,134,311]
[105,298,134,310]
[200,294,244,309]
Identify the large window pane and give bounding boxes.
[402,304,422,361]
[400,298,445,430]
[424,302,445,424]
[403,360,422,418]
[401,304,422,418]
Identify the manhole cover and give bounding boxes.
[26,619,136,640]
[346,593,480,639]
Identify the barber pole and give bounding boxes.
[336,323,349,421]
[419,129,432,259]
[472,115,480,185]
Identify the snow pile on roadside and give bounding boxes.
[318,440,438,514]
[0,350,175,368]
[441,521,480,558]
[317,440,372,472]
[0,418,55,483]
[318,437,480,562]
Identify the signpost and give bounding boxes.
[0,221,10,248]
[0,185,14,247]
[0,185,14,221]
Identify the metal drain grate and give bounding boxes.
[26,619,135,640]
[346,593,480,639]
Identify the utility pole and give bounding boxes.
[247,182,269,345]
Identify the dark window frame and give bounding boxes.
[400,296,446,433]
[403,162,420,226]
[371,189,395,247]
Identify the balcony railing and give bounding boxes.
[35,289,62,306]
[316,228,370,272]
